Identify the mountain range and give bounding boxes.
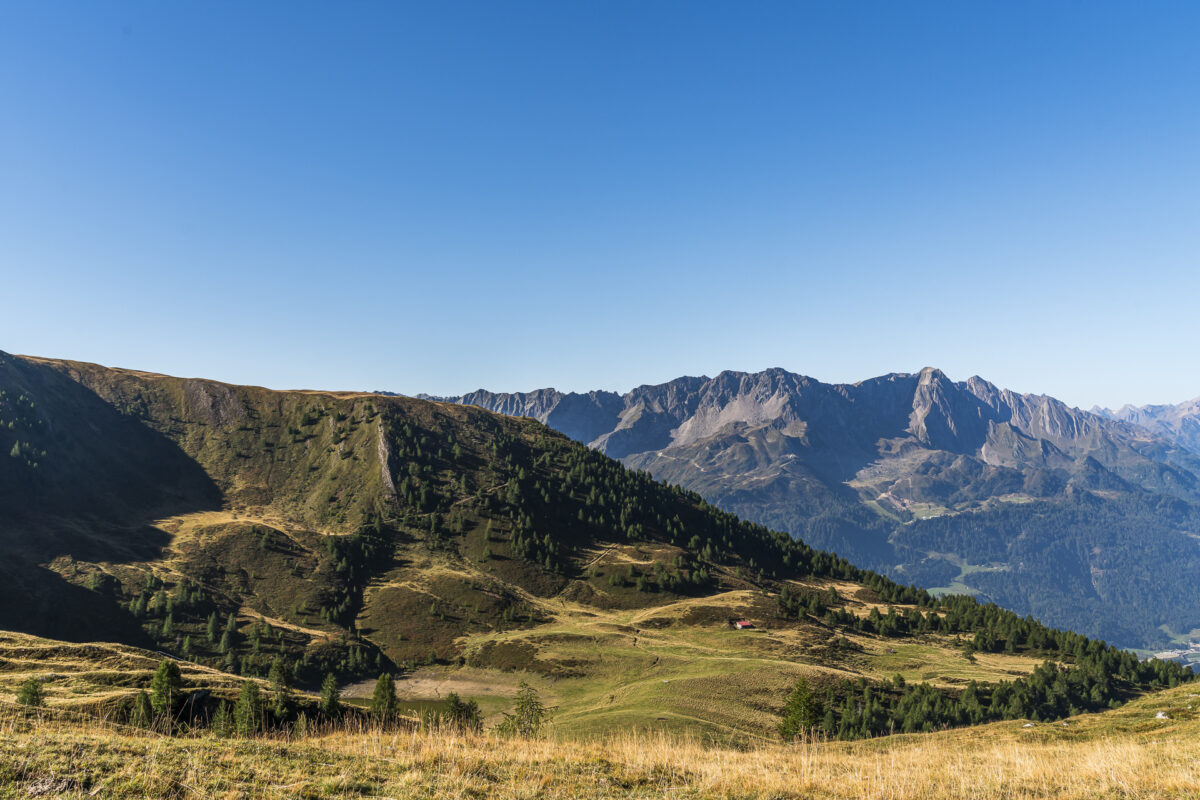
[427,367,1200,650]
[1094,396,1200,456]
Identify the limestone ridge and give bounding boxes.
[431,366,1200,501]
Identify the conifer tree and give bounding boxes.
[498,681,549,737]
[370,672,397,724]
[778,677,823,741]
[443,692,482,733]
[149,660,183,716]
[16,678,43,708]
[233,681,264,736]
[130,690,154,728]
[320,672,341,718]
[219,613,239,653]
[211,700,232,737]
[267,657,293,719]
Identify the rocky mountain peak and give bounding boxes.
[916,366,949,385]
[906,368,990,452]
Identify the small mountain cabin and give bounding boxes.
[733,620,754,629]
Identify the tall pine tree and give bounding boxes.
[370,673,397,724]
[778,677,823,741]
[233,681,264,737]
[320,672,341,718]
[149,660,182,716]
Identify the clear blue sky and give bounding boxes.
[3,2,1198,409]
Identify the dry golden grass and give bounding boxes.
[0,630,253,711]
[3,692,1199,799]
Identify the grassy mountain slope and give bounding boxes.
[0,630,254,713]
[2,647,1199,799]
[0,352,1190,743]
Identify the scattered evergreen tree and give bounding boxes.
[371,672,397,724]
[267,656,293,719]
[233,681,264,736]
[498,681,549,737]
[442,692,483,733]
[219,612,239,653]
[149,660,183,716]
[211,700,232,737]
[778,677,823,741]
[319,671,341,718]
[16,678,44,708]
[130,690,155,728]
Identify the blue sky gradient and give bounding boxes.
[2,2,1198,408]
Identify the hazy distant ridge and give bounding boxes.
[1093,397,1200,456]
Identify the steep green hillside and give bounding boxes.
[0,352,1190,741]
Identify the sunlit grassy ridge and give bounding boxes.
[0,630,259,713]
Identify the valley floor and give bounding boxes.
[3,687,1200,800]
